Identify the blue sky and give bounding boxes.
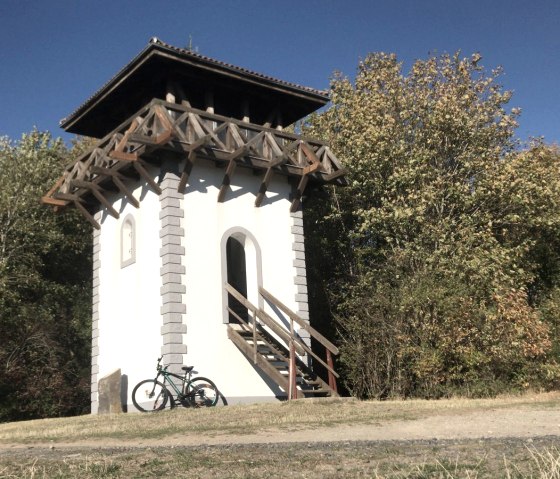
[0,0,558,145]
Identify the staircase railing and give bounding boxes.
[225,282,339,399]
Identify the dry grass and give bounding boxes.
[1,393,560,478]
[1,440,559,478]
[1,391,559,444]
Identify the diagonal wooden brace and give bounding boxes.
[134,160,162,195]
[71,180,119,219]
[178,150,197,192]
[290,175,309,213]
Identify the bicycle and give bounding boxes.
[132,356,220,412]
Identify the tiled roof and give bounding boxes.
[60,37,329,128]
[151,38,328,97]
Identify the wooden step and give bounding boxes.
[227,325,304,399]
[227,322,338,399]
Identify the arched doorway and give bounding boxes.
[221,228,263,324]
[226,236,248,323]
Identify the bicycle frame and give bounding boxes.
[132,356,220,411]
[154,366,191,400]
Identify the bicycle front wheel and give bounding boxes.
[185,377,219,407]
[132,379,170,412]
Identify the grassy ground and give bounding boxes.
[1,438,560,478]
[1,393,558,444]
[0,393,559,478]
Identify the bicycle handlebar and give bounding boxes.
[156,356,173,374]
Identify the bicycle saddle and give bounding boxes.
[182,366,194,372]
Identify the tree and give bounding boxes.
[0,131,92,421]
[304,52,560,398]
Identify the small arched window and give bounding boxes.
[121,214,136,268]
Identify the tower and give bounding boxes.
[43,38,346,411]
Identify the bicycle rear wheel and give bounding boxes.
[132,379,170,412]
[185,377,219,407]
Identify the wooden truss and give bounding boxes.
[42,99,346,229]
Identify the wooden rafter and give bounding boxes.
[178,150,197,192]
[41,175,69,207]
[91,166,140,208]
[134,160,162,195]
[43,99,345,224]
[217,130,265,202]
[74,199,100,230]
[290,175,309,213]
[70,180,119,219]
[109,150,138,162]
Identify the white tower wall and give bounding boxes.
[91,160,310,411]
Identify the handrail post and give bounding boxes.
[289,341,296,400]
[288,316,297,400]
[326,349,337,394]
[252,306,257,364]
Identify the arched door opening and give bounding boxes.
[226,236,248,323]
[222,228,263,325]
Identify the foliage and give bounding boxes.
[0,131,92,421]
[305,52,560,398]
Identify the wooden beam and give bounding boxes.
[55,192,81,202]
[41,196,68,207]
[241,99,250,123]
[110,150,138,162]
[154,104,175,131]
[90,189,119,219]
[154,129,173,145]
[253,141,296,207]
[187,112,208,140]
[254,167,274,207]
[186,132,213,152]
[300,143,321,166]
[90,166,139,208]
[44,175,66,199]
[264,132,283,156]
[187,121,228,153]
[227,326,294,396]
[253,134,290,207]
[228,123,247,149]
[205,90,214,114]
[290,175,309,213]
[303,161,321,176]
[216,155,240,202]
[42,176,70,207]
[113,176,140,208]
[324,168,347,182]
[115,118,139,152]
[178,150,197,192]
[133,161,162,195]
[42,100,345,218]
[217,131,265,202]
[259,286,339,355]
[70,180,119,219]
[91,165,117,177]
[74,200,100,230]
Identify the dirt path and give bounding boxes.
[3,403,559,452]
[2,401,559,477]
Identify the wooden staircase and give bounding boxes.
[226,283,339,399]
